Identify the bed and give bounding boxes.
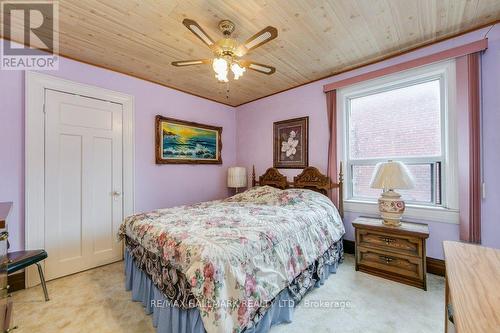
[119,166,345,333]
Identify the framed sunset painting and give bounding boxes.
[155,115,222,164]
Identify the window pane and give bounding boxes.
[349,80,441,159]
[352,164,434,204]
[352,165,380,199]
[398,164,433,203]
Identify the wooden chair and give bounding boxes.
[8,250,49,301]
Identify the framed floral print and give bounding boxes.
[155,115,222,164]
[273,116,309,169]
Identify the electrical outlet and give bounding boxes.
[482,182,486,199]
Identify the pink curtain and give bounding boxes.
[326,90,338,206]
[457,52,482,243]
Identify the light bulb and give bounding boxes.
[213,58,228,74]
[213,58,229,82]
[231,63,246,80]
[215,71,228,82]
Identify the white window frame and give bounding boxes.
[337,60,459,224]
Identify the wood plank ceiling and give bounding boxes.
[2,0,500,106]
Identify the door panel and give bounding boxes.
[58,134,84,261]
[60,104,113,130]
[44,89,123,280]
[92,137,114,254]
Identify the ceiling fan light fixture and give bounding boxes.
[231,63,246,80]
[213,57,229,82]
[215,72,229,82]
[213,57,227,72]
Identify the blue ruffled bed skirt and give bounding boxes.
[125,248,342,333]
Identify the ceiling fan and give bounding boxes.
[172,19,278,82]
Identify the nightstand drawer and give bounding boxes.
[357,229,422,257]
[357,246,423,280]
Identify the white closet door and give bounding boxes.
[44,89,123,280]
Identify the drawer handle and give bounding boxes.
[379,236,396,245]
[0,232,8,241]
[379,255,395,264]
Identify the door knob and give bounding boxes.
[112,191,122,197]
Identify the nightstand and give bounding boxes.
[352,217,430,290]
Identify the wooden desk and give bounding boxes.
[0,202,12,332]
[0,203,12,229]
[444,241,500,333]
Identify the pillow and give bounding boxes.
[224,185,281,203]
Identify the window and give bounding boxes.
[338,61,458,222]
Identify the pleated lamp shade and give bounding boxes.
[227,167,247,188]
[370,161,415,190]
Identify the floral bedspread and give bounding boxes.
[119,186,345,333]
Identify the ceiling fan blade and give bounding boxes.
[171,59,211,67]
[182,19,216,49]
[236,26,278,56]
[240,61,276,75]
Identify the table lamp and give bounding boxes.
[227,167,247,193]
[370,161,415,226]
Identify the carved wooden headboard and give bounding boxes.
[257,167,288,189]
[251,165,344,217]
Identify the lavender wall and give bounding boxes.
[480,26,500,248]
[1,25,498,258]
[0,51,236,251]
[237,25,500,259]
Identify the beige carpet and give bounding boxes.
[11,255,444,333]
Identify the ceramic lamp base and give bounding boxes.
[378,189,405,227]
